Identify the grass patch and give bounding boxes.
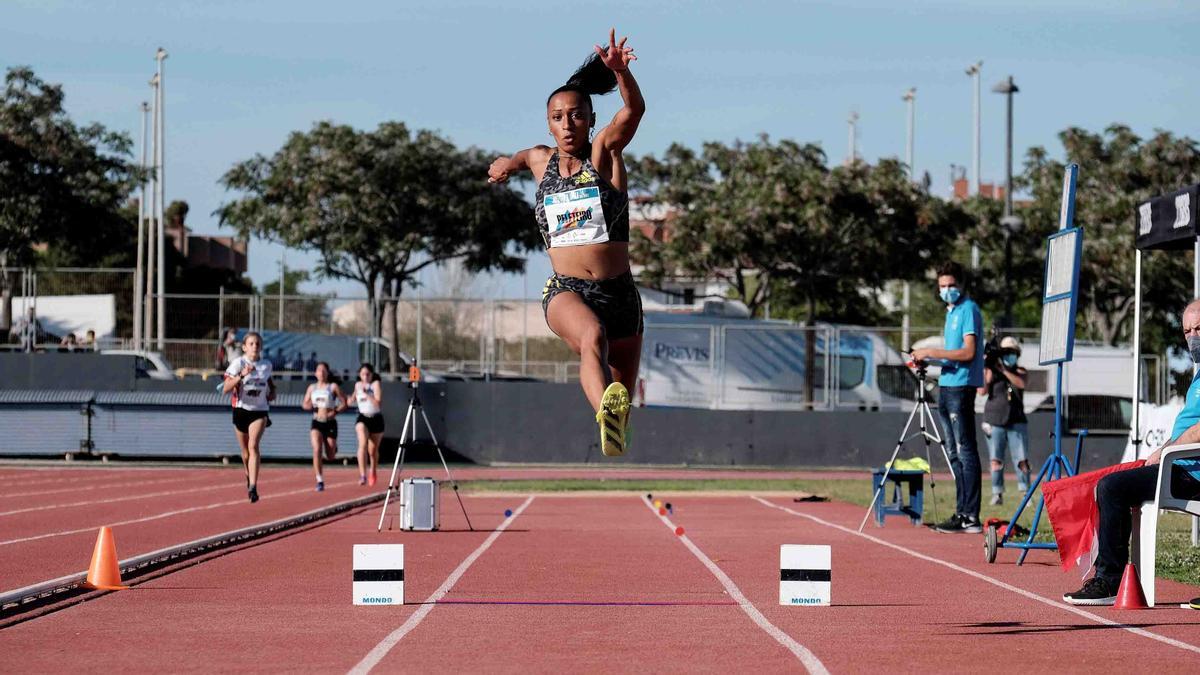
[460,476,1200,588]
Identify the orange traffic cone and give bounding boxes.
[82,526,127,590]
[1113,563,1148,609]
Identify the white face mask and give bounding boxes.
[939,286,961,304]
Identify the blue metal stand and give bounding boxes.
[984,364,1088,564]
[871,468,924,527]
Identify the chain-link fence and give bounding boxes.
[0,269,1175,413]
[2,267,135,350]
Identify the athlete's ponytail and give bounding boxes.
[546,48,617,113]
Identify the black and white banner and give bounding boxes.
[1135,184,1197,251]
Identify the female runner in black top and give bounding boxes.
[488,28,644,457]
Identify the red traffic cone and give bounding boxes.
[1113,563,1148,609]
[82,526,127,590]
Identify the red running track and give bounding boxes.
[0,465,382,590]
[3,492,1199,671]
[0,462,869,592]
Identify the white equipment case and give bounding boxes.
[401,477,440,531]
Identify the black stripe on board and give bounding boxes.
[353,569,405,582]
[780,569,831,582]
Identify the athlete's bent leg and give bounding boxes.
[546,291,611,411]
[355,423,369,484]
[246,418,267,497]
[368,432,382,483]
[310,429,324,481]
[235,430,251,486]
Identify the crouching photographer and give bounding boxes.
[982,335,1031,506]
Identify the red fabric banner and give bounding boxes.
[1042,460,1146,573]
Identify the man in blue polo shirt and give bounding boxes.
[1065,298,1200,607]
[912,261,985,533]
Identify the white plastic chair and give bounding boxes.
[1131,443,1200,607]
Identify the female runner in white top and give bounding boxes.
[302,362,347,492]
[350,363,385,486]
[222,332,275,503]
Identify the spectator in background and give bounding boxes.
[59,333,78,352]
[286,350,304,381]
[11,307,41,352]
[305,351,318,379]
[83,329,97,351]
[982,336,1031,505]
[220,328,240,369]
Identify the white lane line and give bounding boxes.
[0,482,356,547]
[640,496,829,675]
[752,496,1200,656]
[0,481,243,516]
[348,496,535,675]
[0,471,161,488]
[1,475,199,499]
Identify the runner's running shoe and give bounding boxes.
[368,469,377,487]
[248,485,259,503]
[597,381,630,457]
[316,479,324,492]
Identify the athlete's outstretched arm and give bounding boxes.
[594,28,643,153]
[488,146,550,183]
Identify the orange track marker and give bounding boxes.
[82,526,128,591]
[1114,563,1148,609]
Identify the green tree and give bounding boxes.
[1018,125,1200,355]
[0,66,141,330]
[630,135,970,403]
[217,121,539,374]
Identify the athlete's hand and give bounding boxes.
[240,364,253,378]
[594,28,636,72]
[488,157,512,184]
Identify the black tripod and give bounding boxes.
[858,363,955,532]
[376,377,473,532]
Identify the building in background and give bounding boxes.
[164,202,247,275]
[628,197,741,314]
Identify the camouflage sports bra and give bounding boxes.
[533,147,630,249]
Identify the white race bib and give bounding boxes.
[312,388,331,409]
[240,363,270,410]
[543,187,609,248]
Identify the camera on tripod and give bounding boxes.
[902,349,929,378]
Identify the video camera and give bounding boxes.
[983,329,1004,369]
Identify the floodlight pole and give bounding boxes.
[146,74,159,350]
[903,88,915,176]
[134,102,150,350]
[992,76,1018,217]
[966,62,982,195]
[847,111,858,164]
[154,47,168,352]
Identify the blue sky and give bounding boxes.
[4,0,1198,299]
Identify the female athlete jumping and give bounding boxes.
[222,331,275,502]
[302,361,347,492]
[488,28,644,456]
